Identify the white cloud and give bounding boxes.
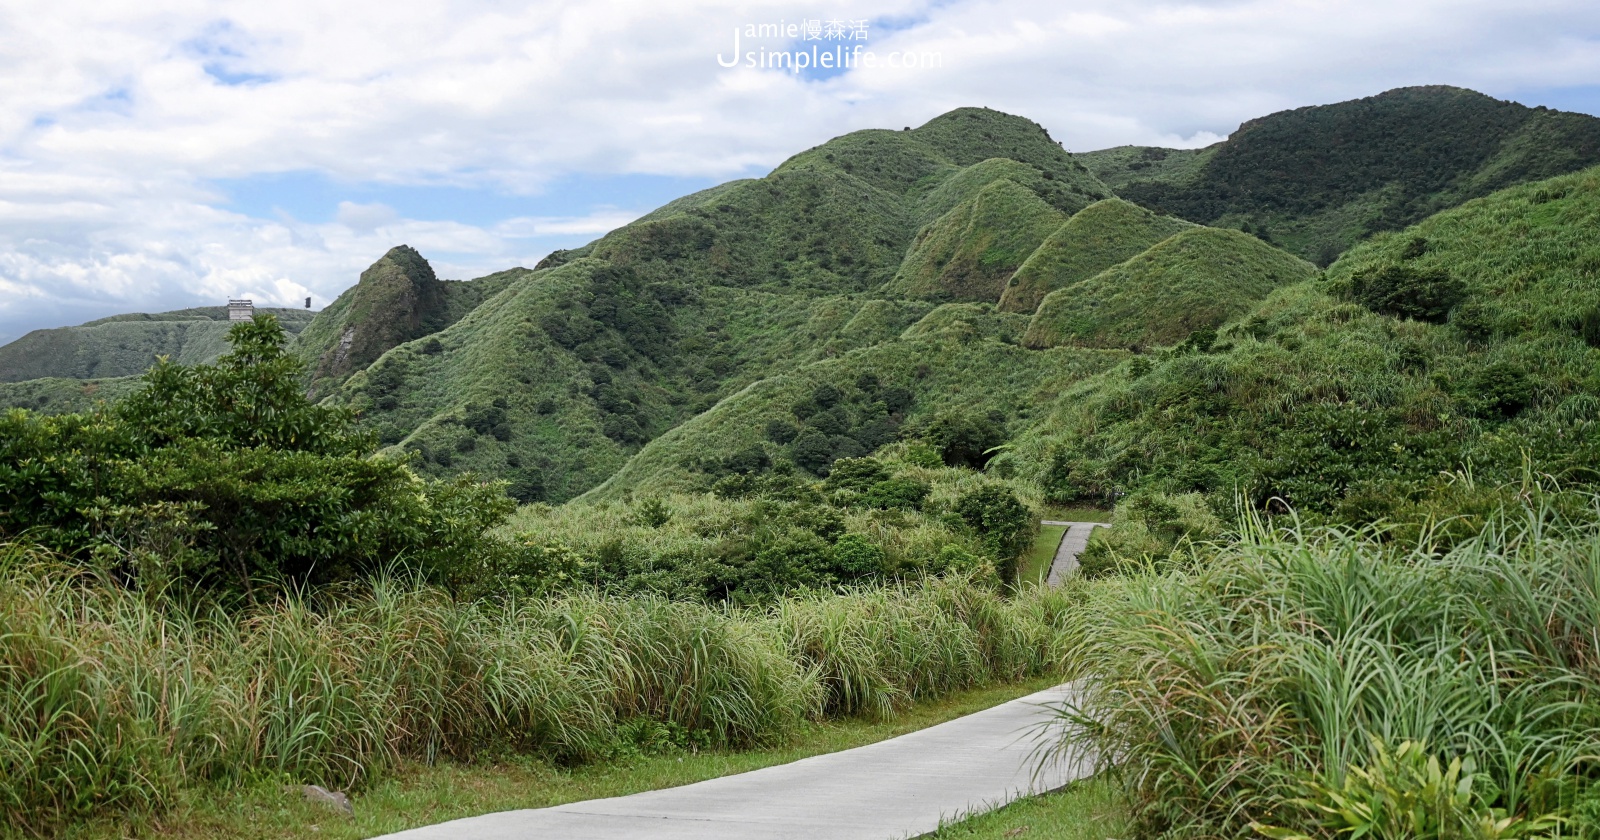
[1,0,1598,342]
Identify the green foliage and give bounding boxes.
[1342,263,1466,323]
[1254,739,1554,840]
[1103,85,1600,263]
[918,410,1008,469]
[1052,504,1600,838]
[953,483,1036,578]
[0,316,514,596]
[1024,227,1318,350]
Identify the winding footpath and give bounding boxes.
[375,524,1107,840]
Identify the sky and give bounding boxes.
[2,0,1599,345]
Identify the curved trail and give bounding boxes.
[374,686,1086,840]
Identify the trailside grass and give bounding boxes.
[1020,523,1068,585]
[929,776,1130,839]
[60,680,1060,840]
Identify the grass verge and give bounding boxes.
[1021,523,1068,585]
[928,776,1130,839]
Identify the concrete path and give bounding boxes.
[1040,521,1110,585]
[374,685,1086,840]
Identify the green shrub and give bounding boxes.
[1345,264,1466,323]
[954,484,1035,578]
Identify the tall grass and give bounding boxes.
[1049,503,1600,838]
[0,544,1072,835]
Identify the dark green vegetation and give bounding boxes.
[0,306,312,383]
[0,318,509,598]
[1083,86,1600,264]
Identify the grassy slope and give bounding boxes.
[1010,165,1600,516]
[1023,227,1318,349]
[583,320,1123,500]
[0,308,312,384]
[998,198,1196,314]
[1094,86,1600,265]
[323,108,1110,501]
[886,178,1068,302]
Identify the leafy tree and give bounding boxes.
[954,483,1035,579]
[922,411,1007,469]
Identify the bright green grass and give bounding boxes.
[928,777,1130,840]
[1023,226,1318,350]
[56,680,1059,840]
[1020,523,1068,585]
[998,198,1194,314]
[886,178,1067,303]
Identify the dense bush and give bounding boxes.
[954,483,1036,580]
[1344,263,1466,323]
[0,317,513,596]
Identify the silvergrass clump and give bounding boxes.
[1047,501,1600,838]
[0,548,1070,835]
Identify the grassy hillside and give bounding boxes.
[1092,86,1600,265]
[317,108,1122,501]
[1023,227,1317,350]
[0,307,311,383]
[998,198,1195,313]
[1011,164,1600,526]
[885,178,1067,302]
[583,315,1122,501]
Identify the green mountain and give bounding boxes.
[1081,86,1600,265]
[1011,163,1600,520]
[0,306,313,383]
[6,89,1598,516]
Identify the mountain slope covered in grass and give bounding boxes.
[6,89,1597,514]
[1023,227,1317,349]
[1012,163,1600,527]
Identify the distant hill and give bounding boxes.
[0,306,313,383]
[1079,86,1600,265]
